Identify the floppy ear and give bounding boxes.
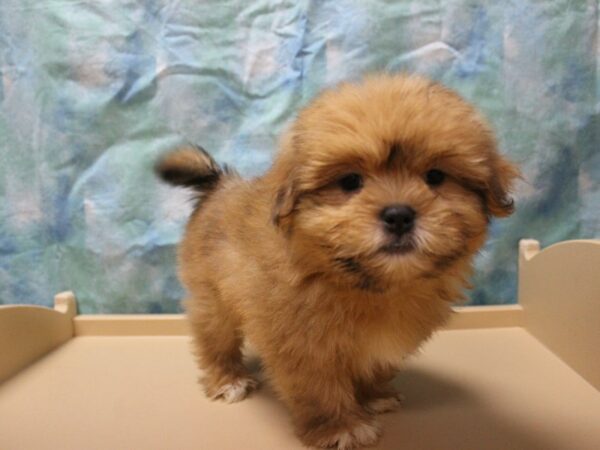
[270,127,304,229]
[272,179,299,227]
[484,154,520,217]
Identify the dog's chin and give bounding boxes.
[379,235,416,256]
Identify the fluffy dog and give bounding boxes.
[156,74,518,449]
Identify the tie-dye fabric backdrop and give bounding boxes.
[0,1,598,312]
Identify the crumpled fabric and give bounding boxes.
[0,0,598,312]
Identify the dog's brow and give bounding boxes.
[386,142,403,168]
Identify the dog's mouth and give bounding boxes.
[380,236,416,255]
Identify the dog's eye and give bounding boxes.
[338,173,363,193]
[425,169,445,186]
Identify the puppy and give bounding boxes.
[156,74,518,449]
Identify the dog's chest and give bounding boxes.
[356,303,449,369]
[358,322,422,368]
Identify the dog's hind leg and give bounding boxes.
[184,287,258,403]
[355,367,404,414]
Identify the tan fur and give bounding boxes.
[165,74,518,449]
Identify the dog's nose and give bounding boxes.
[380,204,416,236]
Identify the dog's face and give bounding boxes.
[271,75,518,290]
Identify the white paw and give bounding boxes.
[212,377,258,403]
[366,394,404,414]
[316,421,381,450]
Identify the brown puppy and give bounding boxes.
[156,74,518,449]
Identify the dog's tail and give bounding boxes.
[155,145,223,195]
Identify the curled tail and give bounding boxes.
[155,145,223,195]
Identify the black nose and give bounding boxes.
[380,204,416,236]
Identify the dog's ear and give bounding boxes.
[271,128,303,229]
[483,154,520,217]
[272,179,299,227]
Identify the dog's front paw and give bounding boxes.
[365,393,405,414]
[307,420,381,450]
[210,377,259,403]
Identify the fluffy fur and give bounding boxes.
[156,74,518,449]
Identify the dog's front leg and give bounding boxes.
[268,362,381,450]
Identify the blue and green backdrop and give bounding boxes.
[0,1,598,312]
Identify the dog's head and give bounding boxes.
[270,74,519,291]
